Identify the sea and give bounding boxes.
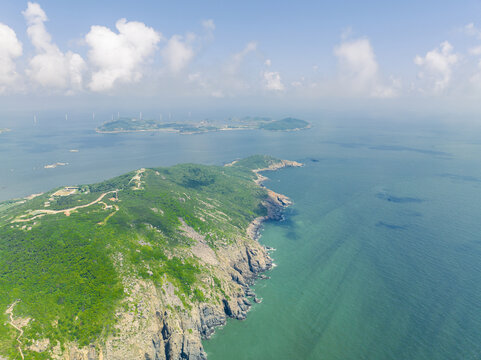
[2,112,481,359]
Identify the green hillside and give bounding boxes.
[96,116,310,134]
[258,117,310,131]
[0,156,282,359]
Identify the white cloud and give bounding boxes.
[464,23,481,38]
[202,19,215,31]
[86,18,162,92]
[334,37,396,98]
[414,41,459,93]
[237,41,257,56]
[0,23,23,93]
[161,34,195,74]
[469,46,481,56]
[23,2,86,91]
[263,71,285,91]
[264,59,272,67]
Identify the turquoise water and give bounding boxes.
[2,115,481,359]
[205,155,481,359]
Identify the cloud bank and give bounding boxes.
[414,41,459,93]
[23,2,86,91]
[2,3,481,101]
[334,38,396,98]
[161,34,194,74]
[0,23,22,93]
[86,18,162,92]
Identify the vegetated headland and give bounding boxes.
[0,155,302,360]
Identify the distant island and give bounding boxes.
[96,116,310,134]
[0,155,302,360]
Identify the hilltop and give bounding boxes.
[0,155,302,360]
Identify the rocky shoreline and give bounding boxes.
[139,165,295,360]
[48,160,302,360]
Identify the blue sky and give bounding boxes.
[1,0,481,112]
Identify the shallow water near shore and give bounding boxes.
[3,115,481,359]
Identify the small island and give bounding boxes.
[0,155,302,360]
[44,162,69,169]
[96,116,310,134]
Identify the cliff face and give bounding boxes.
[76,169,291,360]
[68,199,278,360]
[1,156,301,360]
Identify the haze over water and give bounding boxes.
[2,115,481,359]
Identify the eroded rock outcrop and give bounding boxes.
[15,158,301,360]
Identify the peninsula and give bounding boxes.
[96,116,310,134]
[0,155,302,360]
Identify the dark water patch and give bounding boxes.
[323,141,367,149]
[369,145,450,157]
[439,173,481,183]
[299,157,325,164]
[267,208,300,241]
[376,192,424,204]
[277,207,299,223]
[376,221,407,230]
[325,141,450,157]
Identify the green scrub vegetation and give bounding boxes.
[96,116,309,133]
[0,156,278,358]
[258,117,310,131]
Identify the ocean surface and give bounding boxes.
[2,114,481,359]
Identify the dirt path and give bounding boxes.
[5,301,24,360]
[129,168,145,190]
[98,204,119,225]
[13,190,118,223]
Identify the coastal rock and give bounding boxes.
[245,288,255,297]
[199,306,226,338]
[40,158,299,360]
[63,194,284,360]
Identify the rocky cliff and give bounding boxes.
[1,156,302,360]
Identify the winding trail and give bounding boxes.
[98,204,120,225]
[12,190,118,223]
[5,301,24,360]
